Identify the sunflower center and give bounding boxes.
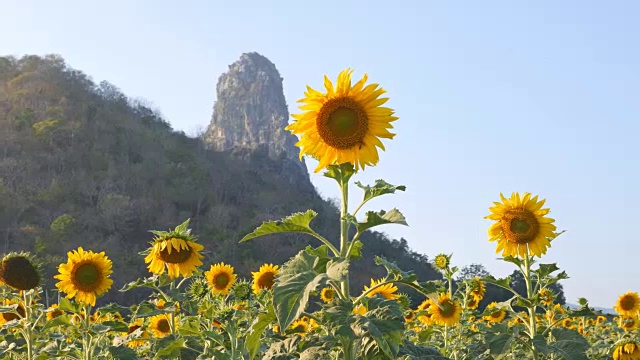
[157,319,171,333]
[214,273,230,289]
[620,295,637,311]
[316,97,369,150]
[501,209,540,244]
[257,272,275,289]
[440,300,455,317]
[490,311,502,319]
[73,263,102,291]
[158,245,192,264]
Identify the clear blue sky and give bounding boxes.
[2,0,638,308]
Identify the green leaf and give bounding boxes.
[397,341,451,359]
[132,301,173,318]
[534,329,589,360]
[536,263,560,278]
[356,209,408,233]
[348,240,363,259]
[178,316,202,336]
[239,210,324,243]
[299,346,330,360]
[154,336,187,359]
[246,306,276,360]
[108,346,139,360]
[273,249,328,330]
[41,314,72,331]
[323,163,356,184]
[98,320,129,333]
[354,297,404,359]
[324,300,356,340]
[499,256,524,268]
[119,274,173,292]
[57,297,82,313]
[483,275,514,294]
[487,331,519,357]
[355,180,406,205]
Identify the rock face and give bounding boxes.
[203,52,310,188]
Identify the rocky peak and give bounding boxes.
[203,52,310,188]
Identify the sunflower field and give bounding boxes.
[0,69,639,360]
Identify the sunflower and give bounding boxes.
[404,310,415,322]
[596,315,607,325]
[561,318,575,329]
[0,299,25,325]
[54,247,113,306]
[539,289,554,306]
[251,264,279,294]
[613,342,640,360]
[363,278,400,300]
[615,292,640,316]
[417,299,433,325]
[205,263,237,295]
[0,253,41,291]
[320,287,335,303]
[290,318,310,334]
[483,302,506,324]
[46,304,65,321]
[485,192,557,258]
[149,314,175,338]
[144,237,204,279]
[433,254,449,270]
[465,295,480,310]
[469,277,486,300]
[429,293,462,326]
[286,68,398,173]
[123,318,149,348]
[620,316,639,331]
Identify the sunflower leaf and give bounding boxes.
[57,297,82,314]
[239,210,324,243]
[348,240,363,259]
[499,256,524,268]
[536,263,560,279]
[323,163,356,184]
[246,306,277,360]
[154,335,187,359]
[533,329,589,360]
[356,209,408,233]
[354,297,404,359]
[355,180,406,206]
[326,259,349,282]
[397,341,451,359]
[273,249,328,330]
[483,276,513,294]
[41,314,72,331]
[108,346,138,360]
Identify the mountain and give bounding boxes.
[0,54,443,305]
[203,52,310,190]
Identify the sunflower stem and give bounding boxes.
[522,253,539,359]
[22,291,33,360]
[338,175,350,299]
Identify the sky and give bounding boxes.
[2,0,638,308]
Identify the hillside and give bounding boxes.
[0,54,445,305]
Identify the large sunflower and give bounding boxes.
[485,192,557,258]
[615,292,640,317]
[613,342,640,360]
[363,278,400,300]
[205,263,237,295]
[429,293,462,326]
[149,314,175,338]
[483,302,507,324]
[286,68,398,172]
[251,263,279,294]
[0,253,41,291]
[144,237,204,280]
[54,247,113,306]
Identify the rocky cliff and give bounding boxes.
[203,53,310,188]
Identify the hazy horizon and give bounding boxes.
[2,0,639,308]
